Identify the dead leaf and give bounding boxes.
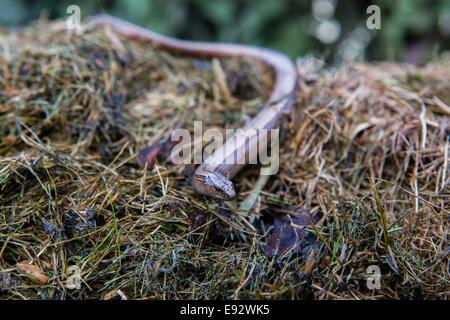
[136,138,177,168]
[17,261,49,284]
[264,209,318,258]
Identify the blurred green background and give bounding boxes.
[0,0,449,64]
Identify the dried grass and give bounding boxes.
[0,21,448,300]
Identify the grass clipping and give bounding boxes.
[0,21,448,300]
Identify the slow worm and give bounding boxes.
[87,15,297,200]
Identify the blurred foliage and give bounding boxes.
[0,0,448,63]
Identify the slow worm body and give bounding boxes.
[88,15,297,200]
